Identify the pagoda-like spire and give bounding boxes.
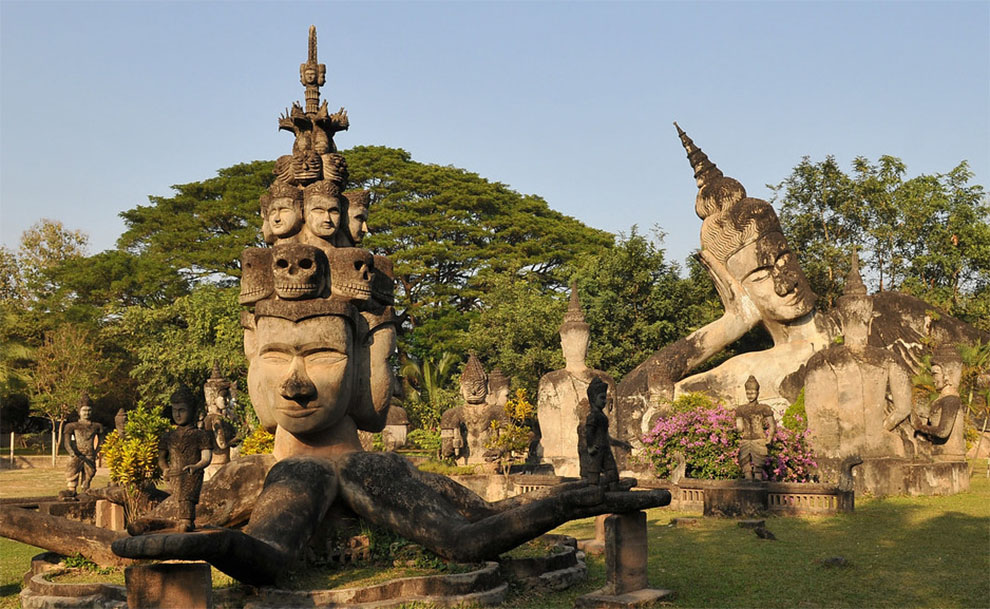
[674,122,723,190]
[300,25,327,115]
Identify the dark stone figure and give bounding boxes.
[912,345,966,461]
[160,387,212,532]
[61,393,105,500]
[579,377,630,491]
[734,376,776,480]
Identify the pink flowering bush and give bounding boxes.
[642,395,819,482]
[642,396,741,480]
[762,415,818,482]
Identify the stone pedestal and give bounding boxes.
[125,562,213,609]
[703,481,768,517]
[575,511,674,608]
[577,514,608,555]
[95,499,125,531]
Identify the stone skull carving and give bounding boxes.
[240,248,275,304]
[329,248,374,302]
[271,243,328,300]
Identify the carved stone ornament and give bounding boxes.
[271,243,329,300]
[329,247,373,301]
[240,248,275,304]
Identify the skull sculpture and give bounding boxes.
[271,243,328,300]
[329,248,373,302]
[240,248,275,304]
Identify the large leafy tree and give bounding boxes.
[772,156,990,325]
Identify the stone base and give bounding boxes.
[819,457,970,497]
[575,587,675,608]
[125,562,212,609]
[702,482,767,517]
[94,500,125,531]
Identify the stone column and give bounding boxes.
[125,562,213,609]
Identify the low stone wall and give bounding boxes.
[636,478,854,516]
[448,473,567,502]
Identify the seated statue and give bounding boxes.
[538,284,616,477]
[60,393,104,500]
[616,124,988,454]
[734,376,776,480]
[910,344,967,462]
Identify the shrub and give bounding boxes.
[407,428,441,453]
[100,403,170,489]
[782,390,807,432]
[763,417,819,482]
[485,388,535,476]
[643,396,741,480]
[240,426,274,455]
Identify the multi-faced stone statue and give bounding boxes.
[341,190,371,246]
[159,386,212,532]
[301,180,343,247]
[109,26,670,585]
[733,376,776,480]
[264,183,305,242]
[202,365,237,474]
[60,393,105,500]
[538,284,616,477]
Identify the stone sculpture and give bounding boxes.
[538,284,617,477]
[616,124,988,469]
[382,404,410,451]
[202,367,237,477]
[160,386,212,532]
[114,408,127,437]
[60,393,105,500]
[910,344,966,462]
[487,367,510,410]
[734,376,776,480]
[579,377,624,489]
[109,27,669,584]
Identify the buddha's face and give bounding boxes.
[305,194,340,239]
[246,315,353,436]
[839,296,872,348]
[347,204,369,244]
[172,402,193,426]
[79,405,92,422]
[932,364,946,392]
[727,232,816,323]
[269,198,303,237]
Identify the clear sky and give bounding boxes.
[2,1,987,270]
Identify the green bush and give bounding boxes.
[100,403,170,489]
[782,390,807,432]
[407,428,441,453]
[240,426,274,455]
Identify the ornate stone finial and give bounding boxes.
[300,25,327,114]
[488,367,509,394]
[209,362,223,381]
[560,282,589,334]
[674,122,723,190]
[78,392,92,408]
[844,248,867,297]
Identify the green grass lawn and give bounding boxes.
[2,468,988,608]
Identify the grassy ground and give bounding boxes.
[2,468,988,608]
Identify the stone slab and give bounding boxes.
[574,587,675,609]
[125,562,212,609]
[604,512,647,596]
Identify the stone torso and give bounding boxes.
[537,370,615,476]
[66,421,103,457]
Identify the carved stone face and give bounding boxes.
[589,387,607,412]
[269,197,303,238]
[240,248,274,305]
[172,402,193,426]
[727,232,816,323]
[246,315,353,436]
[79,405,92,422]
[461,379,487,405]
[745,387,759,403]
[347,204,369,244]
[932,364,946,392]
[329,248,373,301]
[304,193,341,239]
[272,244,327,300]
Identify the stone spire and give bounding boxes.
[674,122,723,189]
[300,25,327,114]
[560,281,589,333]
[843,248,867,297]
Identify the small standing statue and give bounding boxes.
[114,408,127,437]
[159,386,212,532]
[734,376,777,480]
[202,364,237,478]
[912,345,966,460]
[580,377,625,490]
[60,393,104,500]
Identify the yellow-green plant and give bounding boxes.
[240,425,274,455]
[99,403,170,520]
[485,388,535,478]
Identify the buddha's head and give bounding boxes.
[678,124,817,324]
[560,283,590,371]
[460,353,488,405]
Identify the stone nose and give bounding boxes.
[279,359,316,402]
[773,265,798,297]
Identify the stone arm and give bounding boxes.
[764,412,777,442]
[212,420,230,450]
[882,361,914,431]
[63,424,81,457]
[157,441,170,479]
[914,396,962,440]
[735,414,745,435]
[184,449,212,474]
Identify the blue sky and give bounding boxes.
[2,1,987,270]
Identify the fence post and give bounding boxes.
[8,431,13,466]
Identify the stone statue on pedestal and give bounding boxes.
[734,376,776,480]
[60,393,105,500]
[202,365,237,478]
[538,283,616,477]
[579,377,626,489]
[160,386,212,532]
